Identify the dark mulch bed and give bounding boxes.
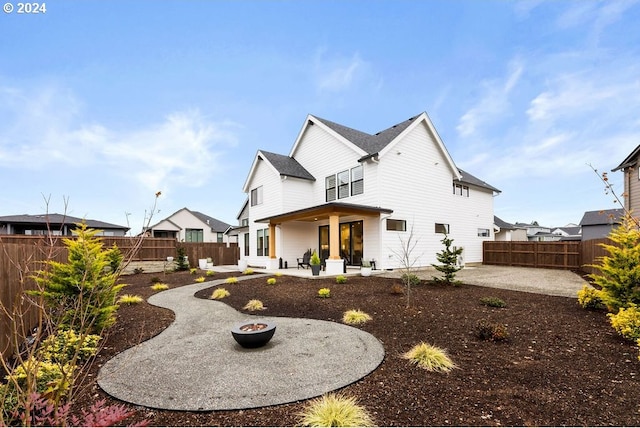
[72,270,640,426]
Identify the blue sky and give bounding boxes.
[1,0,638,234]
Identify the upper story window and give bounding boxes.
[453,183,469,197]
[241,218,249,227]
[250,186,263,206]
[326,165,364,202]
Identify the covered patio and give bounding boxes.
[255,202,393,275]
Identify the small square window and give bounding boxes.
[435,223,449,234]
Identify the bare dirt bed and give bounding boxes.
[73,270,640,427]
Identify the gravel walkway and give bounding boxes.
[379,265,587,298]
[97,275,384,411]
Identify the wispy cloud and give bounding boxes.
[0,83,239,194]
[456,59,524,138]
[313,49,379,93]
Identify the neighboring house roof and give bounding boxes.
[0,213,128,230]
[612,144,640,171]
[579,208,625,226]
[494,216,517,230]
[553,226,582,236]
[147,208,231,232]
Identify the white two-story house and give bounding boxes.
[238,112,500,274]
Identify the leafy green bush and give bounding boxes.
[608,305,640,341]
[318,288,331,298]
[335,275,347,284]
[106,244,123,273]
[189,268,198,274]
[475,319,509,341]
[402,342,456,372]
[401,273,421,287]
[577,285,605,310]
[588,214,640,311]
[210,288,230,300]
[39,329,101,364]
[431,235,463,285]
[206,270,216,276]
[4,357,74,404]
[480,297,507,308]
[243,268,254,275]
[297,393,375,427]
[342,309,372,325]
[150,276,162,284]
[31,222,124,334]
[310,251,321,266]
[176,247,189,271]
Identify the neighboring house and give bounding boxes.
[238,112,500,274]
[580,209,624,240]
[612,144,640,214]
[550,225,582,241]
[493,216,528,241]
[0,213,129,236]
[146,208,235,244]
[513,222,556,241]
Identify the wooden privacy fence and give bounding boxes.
[0,235,239,359]
[483,238,614,274]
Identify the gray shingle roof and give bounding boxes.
[494,215,516,230]
[313,114,418,155]
[458,169,501,193]
[260,150,315,181]
[579,208,624,226]
[190,211,232,232]
[0,213,128,230]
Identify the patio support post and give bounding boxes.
[269,223,276,259]
[325,214,343,275]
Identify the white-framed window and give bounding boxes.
[241,218,249,227]
[217,232,224,243]
[435,223,449,234]
[351,165,364,195]
[256,228,269,256]
[244,233,249,256]
[250,186,263,206]
[326,175,337,201]
[325,165,365,201]
[477,228,490,237]
[386,219,406,231]
[453,183,469,197]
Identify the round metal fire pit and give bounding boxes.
[231,321,276,348]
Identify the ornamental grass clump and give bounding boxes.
[297,393,375,427]
[243,268,254,275]
[342,309,372,325]
[189,268,197,274]
[225,277,238,284]
[243,299,265,311]
[117,294,144,305]
[210,288,230,300]
[335,275,347,284]
[206,270,216,276]
[194,276,205,283]
[150,283,169,291]
[267,278,277,285]
[402,342,456,372]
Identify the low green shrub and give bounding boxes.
[475,319,509,341]
[39,329,101,364]
[150,276,162,284]
[189,268,197,274]
[194,276,205,283]
[335,275,347,284]
[608,305,640,341]
[206,270,216,276]
[402,342,456,372]
[318,288,331,298]
[480,297,507,308]
[225,277,238,284]
[342,309,372,325]
[243,268,254,275]
[401,273,421,287]
[297,393,375,427]
[210,288,230,300]
[267,278,277,285]
[577,285,605,310]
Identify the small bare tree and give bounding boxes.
[390,223,422,308]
